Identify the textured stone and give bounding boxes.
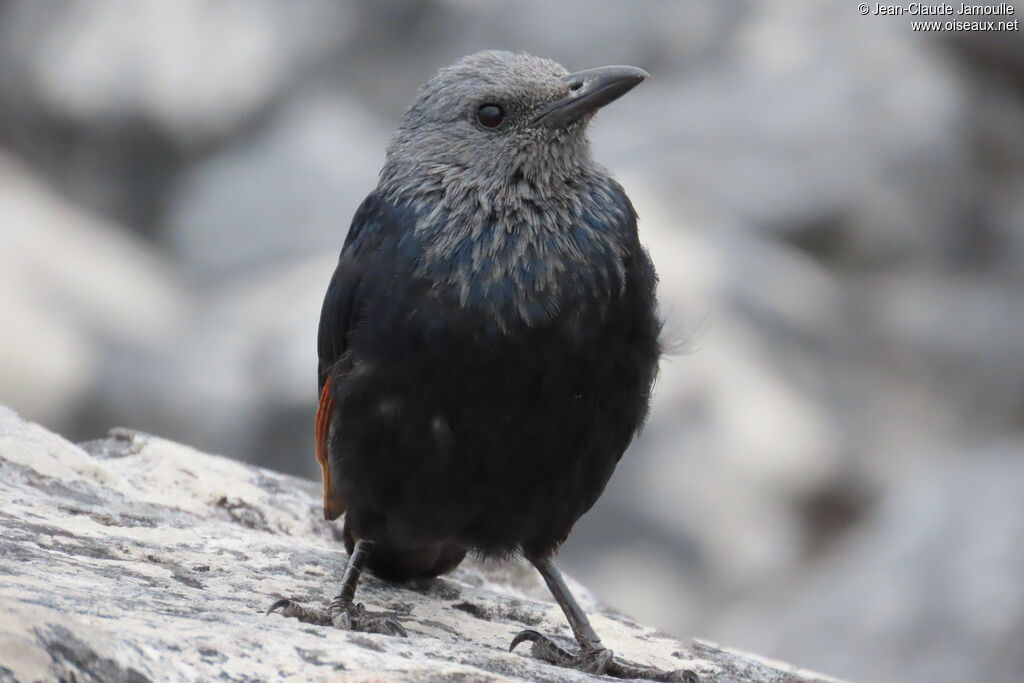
[0,406,835,682]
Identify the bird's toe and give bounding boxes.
[509,629,606,671]
[368,615,408,638]
[509,629,576,666]
[605,656,701,682]
[329,601,408,637]
[509,629,698,682]
[265,598,331,625]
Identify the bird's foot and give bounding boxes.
[510,629,699,682]
[266,596,407,637]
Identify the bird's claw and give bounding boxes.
[510,629,601,670]
[267,597,407,637]
[330,600,408,637]
[509,629,699,682]
[266,598,332,625]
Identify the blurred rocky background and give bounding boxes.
[1,2,1022,681]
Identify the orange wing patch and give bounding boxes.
[316,376,346,520]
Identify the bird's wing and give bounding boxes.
[315,192,391,521]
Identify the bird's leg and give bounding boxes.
[510,555,698,682]
[267,539,407,637]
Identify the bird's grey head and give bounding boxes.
[379,50,648,206]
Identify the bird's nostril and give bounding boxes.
[568,80,583,92]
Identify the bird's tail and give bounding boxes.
[343,523,466,582]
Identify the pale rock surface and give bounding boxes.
[0,406,836,683]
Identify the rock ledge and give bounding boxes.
[0,407,837,682]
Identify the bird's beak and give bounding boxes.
[531,65,649,129]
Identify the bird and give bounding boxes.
[268,50,692,682]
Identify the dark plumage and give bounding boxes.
[270,51,693,682]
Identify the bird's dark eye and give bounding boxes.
[477,104,505,128]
